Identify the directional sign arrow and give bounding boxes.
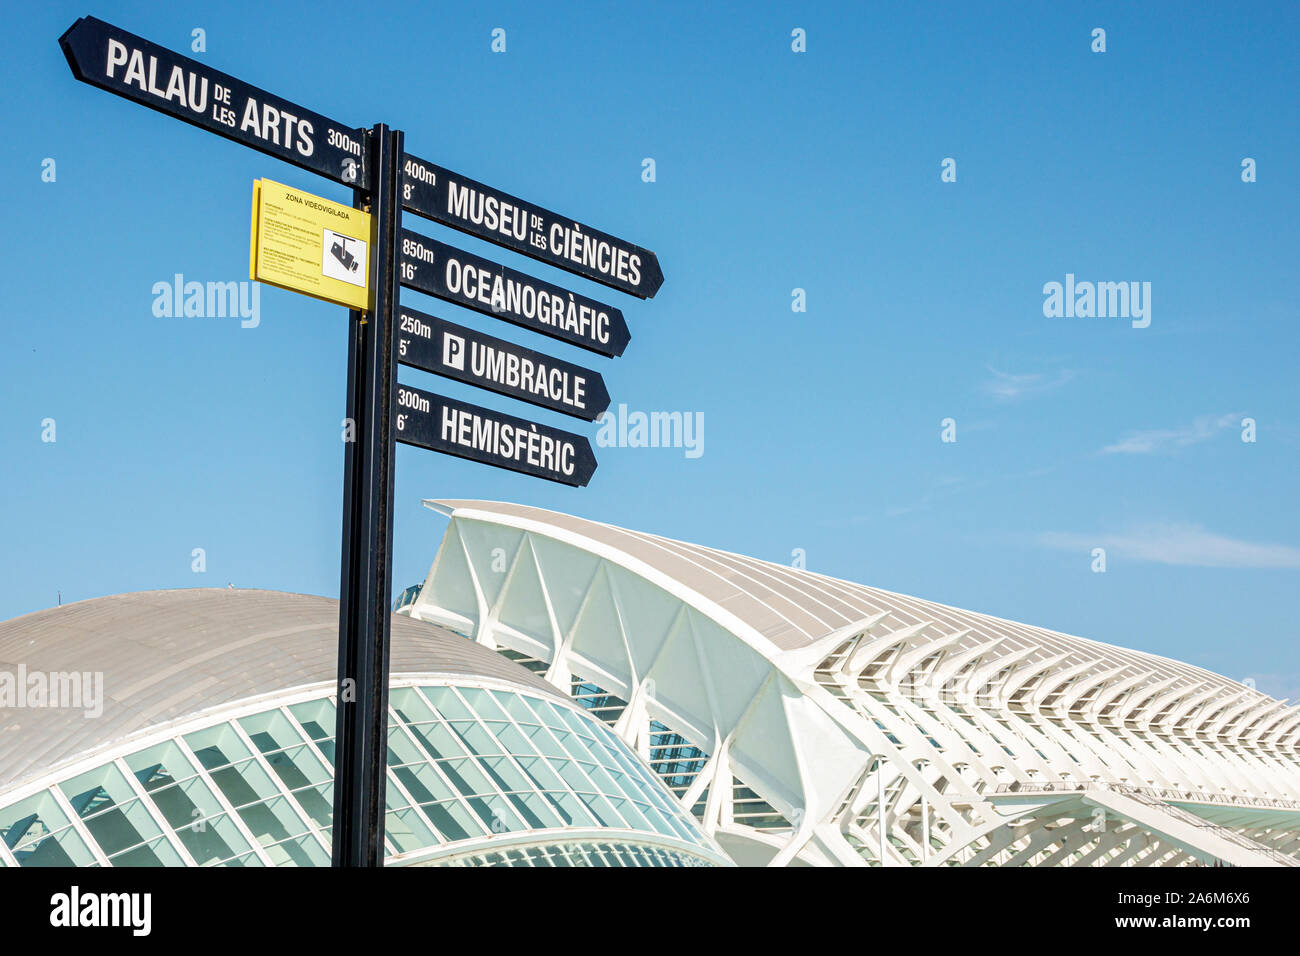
[401,153,663,299]
[397,307,611,421]
[60,16,369,188]
[395,384,598,487]
[399,230,630,358]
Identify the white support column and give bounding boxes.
[921,793,930,861]
[877,760,887,866]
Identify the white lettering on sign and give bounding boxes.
[452,337,587,410]
[106,38,210,113]
[401,236,436,265]
[438,176,642,288]
[439,406,576,477]
[442,333,466,371]
[441,257,610,345]
[547,221,641,288]
[100,37,345,161]
[447,181,528,242]
[238,98,312,155]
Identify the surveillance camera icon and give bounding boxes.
[330,235,360,273]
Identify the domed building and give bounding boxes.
[0,588,729,868]
[5,500,1299,868]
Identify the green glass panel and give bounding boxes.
[82,798,162,856]
[385,807,436,854]
[124,740,197,791]
[108,836,182,867]
[287,700,335,742]
[16,825,96,867]
[422,685,475,722]
[185,723,252,770]
[208,758,278,809]
[420,799,479,843]
[239,709,304,755]
[0,790,71,853]
[458,687,508,722]
[490,690,543,724]
[291,783,333,829]
[61,764,135,819]
[266,833,328,867]
[237,795,309,847]
[174,812,249,866]
[390,686,437,723]
[263,745,329,791]
[149,775,226,827]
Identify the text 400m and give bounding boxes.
[403,158,436,201]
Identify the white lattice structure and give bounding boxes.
[404,500,1300,867]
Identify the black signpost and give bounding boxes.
[333,124,401,868]
[60,15,661,866]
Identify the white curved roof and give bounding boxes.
[0,588,560,790]
[414,499,1300,867]
[428,500,1253,697]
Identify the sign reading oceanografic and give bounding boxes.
[60,16,369,188]
[396,307,610,421]
[394,384,598,487]
[401,153,663,299]
[61,14,665,868]
[250,179,372,310]
[398,230,630,357]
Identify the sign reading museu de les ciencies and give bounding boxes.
[59,14,666,867]
[60,14,661,486]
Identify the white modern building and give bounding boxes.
[0,589,729,868]
[400,499,1300,867]
[4,500,1297,868]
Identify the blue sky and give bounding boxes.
[3,2,1298,697]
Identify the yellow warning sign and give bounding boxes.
[249,179,372,311]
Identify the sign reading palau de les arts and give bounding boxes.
[60,13,664,865]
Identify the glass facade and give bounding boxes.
[0,681,726,868]
[392,583,424,612]
[432,839,714,867]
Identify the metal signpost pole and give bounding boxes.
[333,124,403,867]
[60,14,662,869]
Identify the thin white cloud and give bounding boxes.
[1102,413,1241,455]
[1038,523,1300,570]
[983,366,1075,402]
[840,466,1059,525]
